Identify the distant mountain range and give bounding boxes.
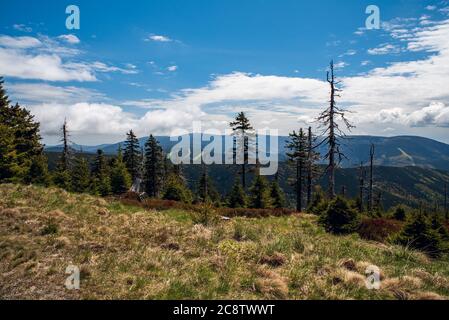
[45,135,449,171]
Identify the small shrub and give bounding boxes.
[357,218,403,242]
[190,203,218,226]
[40,220,58,236]
[393,206,407,221]
[394,213,446,258]
[319,197,361,235]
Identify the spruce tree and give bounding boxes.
[110,149,132,195]
[197,167,220,204]
[227,179,247,208]
[286,128,308,211]
[71,157,91,193]
[123,130,141,182]
[230,112,255,189]
[395,213,445,258]
[92,150,111,196]
[270,180,286,209]
[249,174,272,209]
[25,154,50,186]
[143,135,165,197]
[163,173,192,203]
[0,79,44,182]
[319,196,360,235]
[0,124,19,182]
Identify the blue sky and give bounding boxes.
[1,0,449,144]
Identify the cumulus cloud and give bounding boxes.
[0,35,41,48]
[408,102,449,127]
[57,34,80,44]
[167,65,178,72]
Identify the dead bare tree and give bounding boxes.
[317,60,355,199]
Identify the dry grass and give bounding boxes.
[1,184,449,300]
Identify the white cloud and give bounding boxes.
[0,34,138,81]
[146,35,172,42]
[426,5,436,11]
[167,65,178,72]
[367,44,401,55]
[57,34,80,44]
[7,83,105,104]
[408,102,449,127]
[334,61,348,69]
[0,48,96,81]
[13,24,32,33]
[0,35,41,49]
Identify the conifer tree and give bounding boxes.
[197,165,220,203]
[227,178,247,208]
[91,150,111,196]
[25,154,50,186]
[0,124,19,182]
[317,61,354,199]
[270,180,286,209]
[230,112,255,189]
[0,78,44,182]
[143,135,165,197]
[248,174,272,209]
[110,149,132,195]
[395,213,445,258]
[123,130,141,182]
[163,173,192,203]
[286,128,308,211]
[71,157,91,193]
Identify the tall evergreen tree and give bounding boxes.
[110,149,132,195]
[230,112,254,189]
[71,157,91,193]
[270,180,286,209]
[317,61,354,199]
[197,165,220,203]
[25,154,50,186]
[0,78,44,182]
[248,174,272,209]
[91,150,111,196]
[123,130,141,182]
[143,135,165,197]
[287,128,308,211]
[227,178,247,208]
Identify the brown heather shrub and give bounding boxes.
[357,218,403,242]
[219,207,295,218]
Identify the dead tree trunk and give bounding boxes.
[317,61,354,200]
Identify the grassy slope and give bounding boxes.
[1,184,449,300]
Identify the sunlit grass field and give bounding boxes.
[1,184,449,300]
